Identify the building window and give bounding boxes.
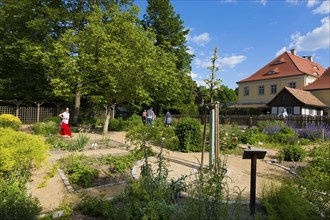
[258,86,264,95]
[244,86,249,96]
[286,107,293,115]
[289,82,296,88]
[265,71,278,76]
[271,60,285,65]
[270,84,277,94]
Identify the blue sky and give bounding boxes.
[135,0,330,89]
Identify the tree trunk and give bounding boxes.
[103,102,112,134]
[73,83,82,125]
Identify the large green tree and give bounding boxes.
[142,0,196,113]
[0,0,63,102]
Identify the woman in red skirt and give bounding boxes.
[59,107,72,137]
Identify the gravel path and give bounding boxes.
[28,131,289,214]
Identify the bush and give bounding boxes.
[32,121,59,136]
[303,144,330,192]
[0,114,22,130]
[262,184,318,220]
[60,154,99,188]
[0,179,42,220]
[160,127,180,150]
[108,114,145,131]
[295,123,330,141]
[108,118,123,131]
[240,127,259,145]
[175,117,202,152]
[298,144,330,218]
[0,128,49,178]
[277,145,306,162]
[219,124,242,149]
[259,121,298,144]
[77,196,116,218]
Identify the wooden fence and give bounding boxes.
[0,106,57,124]
[1,105,329,128]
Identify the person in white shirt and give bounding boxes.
[59,107,72,137]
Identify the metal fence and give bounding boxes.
[0,106,57,124]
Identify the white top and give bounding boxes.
[61,112,70,124]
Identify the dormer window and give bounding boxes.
[313,66,319,70]
[313,72,318,75]
[265,71,278,76]
[271,60,285,65]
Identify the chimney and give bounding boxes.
[290,49,296,55]
[307,56,313,62]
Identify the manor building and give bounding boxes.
[236,49,325,107]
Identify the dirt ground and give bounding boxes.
[27,129,292,215]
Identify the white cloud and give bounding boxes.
[221,0,237,3]
[312,1,330,14]
[286,0,300,5]
[194,57,209,68]
[190,71,198,79]
[194,54,246,69]
[219,55,247,68]
[190,33,211,46]
[289,16,330,52]
[187,46,194,55]
[275,46,288,57]
[256,0,267,6]
[307,0,320,7]
[194,79,207,87]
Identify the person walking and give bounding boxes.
[142,110,147,125]
[147,107,155,127]
[165,110,172,127]
[59,107,73,137]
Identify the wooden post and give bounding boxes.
[250,153,257,216]
[243,149,267,216]
[209,106,215,169]
[214,102,220,169]
[35,102,44,123]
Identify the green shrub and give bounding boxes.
[0,128,49,178]
[258,120,285,132]
[108,118,123,131]
[175,117,202,152]
[60,154,99,188]
[303,144,330,192]
[240,127,260,145]
[0,114,22,130]
[160,127,180,150]
[46,135,69,150]
[183,158,240,219]
[262,184,318,220]
[77,196,116,218]
[73,130,90,151]
[269,126,298,144]
[219,124,242,149]
[277,145,306,162]
[32,121,59,136]
[298,144,330,218]
[105,150,145,173]
[0,179,42,220]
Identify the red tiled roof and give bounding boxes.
[285,87,327,107]
[237,52,325,83]
[303,67,330,91]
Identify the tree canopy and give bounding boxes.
[0,0,202,126]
